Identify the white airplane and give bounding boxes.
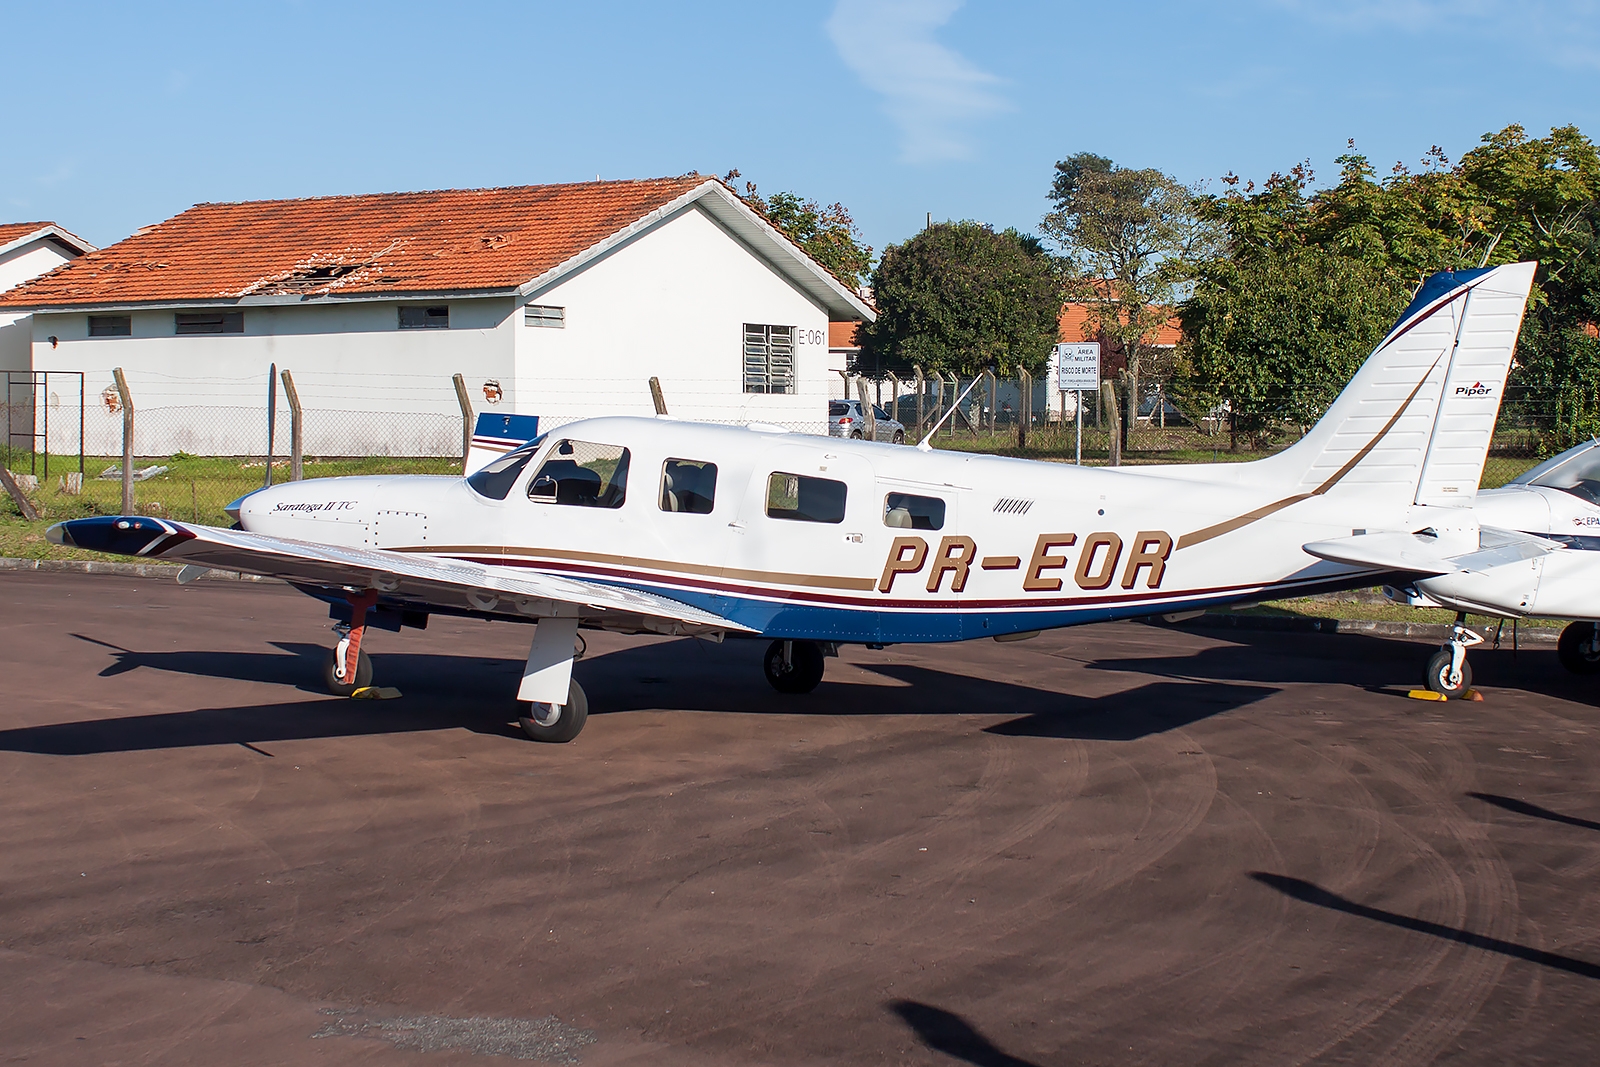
[49,262,1537,741]
[1310,438,1600,695]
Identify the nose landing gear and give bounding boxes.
[1423,613,1482,697]
[324,590,379,697]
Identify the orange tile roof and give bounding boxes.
[0,177,712,309]
[1060,301,1181,347]
[829,320,861,348]
[0,221,55,247]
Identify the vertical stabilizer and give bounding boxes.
[1272,261,1537,505]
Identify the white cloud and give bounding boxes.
[826,0,1008,163]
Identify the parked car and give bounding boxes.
[828,399,905,443]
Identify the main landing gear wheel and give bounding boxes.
[1558,622,1600,675]
[763,640,825,694]
[323,648,373,697]
[1423,612,1482,697]
[1424,648,1473,697]
[519,679,588,743]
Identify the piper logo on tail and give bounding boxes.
[1455,381,1492,397]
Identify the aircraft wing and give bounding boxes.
[48,516,751,633]
[1303,525,1562,575]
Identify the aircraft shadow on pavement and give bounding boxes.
[1,638,1279,754]
[1095,626,1593,703]
[1468,792,1600,833]
[887,1001,1043,1067]
[1250,872,1600,982]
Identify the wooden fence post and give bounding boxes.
[856,378,876,440]
[913,365,926,436]
[113,367,134,514]
[281,369,303,481]
[648,376,669,415]
[452,373,473,474]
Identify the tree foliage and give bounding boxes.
[730,172,874,290]
[1176,125,1600,449]
[857,221,1061,378]
[1041,154,1214,448]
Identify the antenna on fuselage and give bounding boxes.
[916,374,985,452]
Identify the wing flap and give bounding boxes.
[1304,525,1561,575]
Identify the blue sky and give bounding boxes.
[3,1,1597,257]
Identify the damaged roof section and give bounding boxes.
[0,177,710,308]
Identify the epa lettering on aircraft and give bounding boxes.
[878,530,1174,594]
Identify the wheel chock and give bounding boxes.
[1405,688,1484,703]
[351,686,402,700]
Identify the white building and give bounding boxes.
[0,222,95,375]
[0,177,873,457]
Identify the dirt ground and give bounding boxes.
[3,571,1599,1066]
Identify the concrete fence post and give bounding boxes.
[112,367,134,514]
[913,365,925,436]
[856,377,876,440]
[281,369,304,481]
[1018,368,1032,450]
[452,373,473,474]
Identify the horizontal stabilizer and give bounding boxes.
[1304,525,1560,576]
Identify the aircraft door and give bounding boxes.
[727,445,880,639]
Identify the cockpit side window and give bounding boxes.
[465,435,545,500]
[660,459,717,514]
[1521,443,1600,505]
[528,440,630,508]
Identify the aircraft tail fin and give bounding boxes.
[465,412,541,475]
[1269,261,1537,507]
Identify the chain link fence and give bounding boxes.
[0,368,1574,532]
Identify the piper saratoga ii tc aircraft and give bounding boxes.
[1310,437,1600,695]
[50,262,1537,741]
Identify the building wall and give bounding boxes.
[513,204,833,434]
[0,238,81,375]
[31,299,516,456]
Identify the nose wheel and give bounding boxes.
[1423,614,1481,697]
[763,640,826,694]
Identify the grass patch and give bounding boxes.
[1233,593,1561,629]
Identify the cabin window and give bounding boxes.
[528,440,629,508]
[660,459,717,514]
[399,305,449,329]
[883,492,945,530]
[766,472,846,524]
[465,437,544,500]
[88,315,131,337]
[175,311,243,334]
[743,324,795,394]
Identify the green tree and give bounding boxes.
[1179,125,1600,450]
[1041,153,1215,453]
[856,221,1060,378]
[730,173,874,289]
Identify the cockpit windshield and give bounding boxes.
[466,434,546,500]
[1510,440,1600,505]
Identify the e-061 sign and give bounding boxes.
[1055,343,1101,391]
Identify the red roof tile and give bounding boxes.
[828,321,861,348]
[0,177,711,309]
[0,221,56,247]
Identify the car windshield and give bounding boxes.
[465,435,546,500]
[828,401,851,417]
[1512,441,1600,505]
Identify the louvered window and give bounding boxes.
[743,324,795,394]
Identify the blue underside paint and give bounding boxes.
[50,516,173,556]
